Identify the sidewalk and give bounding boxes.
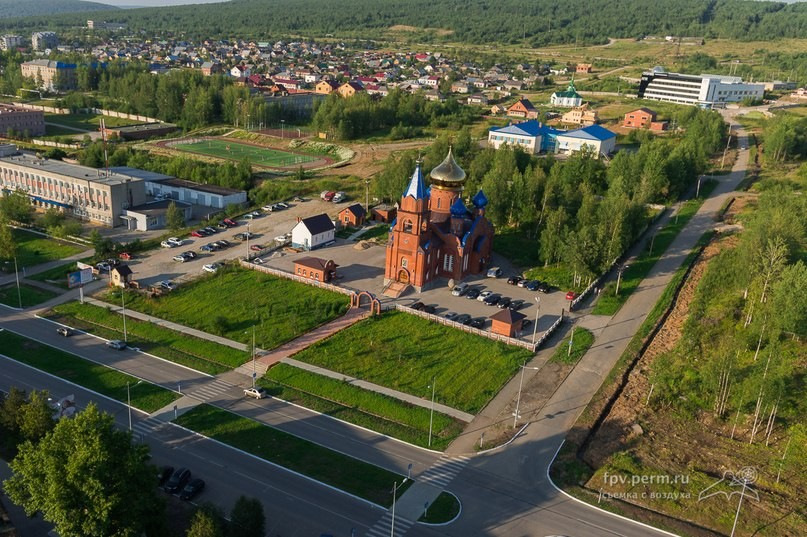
[0,248,93,287]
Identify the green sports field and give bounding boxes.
[173,139,317,167]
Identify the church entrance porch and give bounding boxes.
[398,269,410,283]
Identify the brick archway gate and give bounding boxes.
[351,290,381,316]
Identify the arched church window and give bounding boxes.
[437,198,441,208]
[403,220,413,233]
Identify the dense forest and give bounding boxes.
[0,0,114,20]
[2,0,806,46]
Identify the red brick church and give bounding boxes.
[384,149,494,292]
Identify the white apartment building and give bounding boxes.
[0,35,22,51]
[638,67,764,108]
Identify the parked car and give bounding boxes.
[173,254,189,263]
[525,280,541,291]
[486,267,503,278]
[483,293,501,306]
[262,204,275,211]
[509,299,525,311]
[410,301,425,311]
[252,258,264,265]
[276,202,290,209]
[95,262,111,272]
[521,319,533,330]
[443,312,458,321]
[191,230,204,238]
[422,304,437,314]
[455,313,472,325]
[106,339,126,350]
[215,239,231,248]
[477,290,493,302]
[157,466,174,487]
[56,327,73,337]
[203,226,218,234]
[331,191,346,203]
[517,279,530,288]
[199,244,215,252]
[182,251,197,259]
[322,191,336,202]
[167,237,183,246]
[293,196,306,202]
[538,282,552,293]
[163,467,191,494]
[244,387,266,399]
[250,244,263,251]
[451,282,469,296]
[274,235,289,244]
[203,263,220,274]
[223,218,237,227]
[469,318,486,329]
[159,280,175,291]
[160,241,175,248]
[233,233,246,241]
[243,213,254,220]
[119,252,133,260]
[466,288,481,300]
[217,222,229,229]
[105,258,121,267]
[180,478,205,501]
[566,291,577,301]
[497,297,512,309]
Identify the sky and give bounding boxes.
[98,0,231,7]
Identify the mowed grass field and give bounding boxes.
[0,283,58,308]
[112,266,349,351]
[291,311,534,414]
[174,138,317,167]
[3,229,85,269]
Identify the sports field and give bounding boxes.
[173,138,317,167]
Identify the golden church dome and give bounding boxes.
[429,147,466,188]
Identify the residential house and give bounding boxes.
[622,107,671,131]
[291,214,336,250]
[576,63,593,74]
[337,81,364,98]
[293,257,338,283]
[467,93,488,106]
[507,98,538,119]
[337,203,366,227]
[230,64,250,77]
[561,104,598,126]
[451,81,470,94]
[315,79,340,94]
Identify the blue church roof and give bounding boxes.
[403,162,427,200]
[472,190,488,208]
[450,197,470,217]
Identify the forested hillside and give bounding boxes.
[0,0,114,19]
[2,0,806,46]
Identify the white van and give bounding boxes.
[451,282,469,296]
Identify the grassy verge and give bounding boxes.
[592,182,717,316]
[174,404,409,506]
[336,227,358,239]
[3,228,85,269]
[549,327,594,365]
[0,283,58,308]
[356,224,390,242]
[28,261,81,289]
[259,363,464,450]
[47,301,245,375]
[106,265,349,351]
[418,491,461,524]
[0,329,179,412]
[291,311,533,414]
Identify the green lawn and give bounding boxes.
[0,330,179,412]
[493,227,540,269]
[48,301,246,375]
[592,182,717,316]
[260,363,464,450]
[174,139,316,167]
[291,311,534,414]
[549,327,594,365]
[0,283,58,308]
[419,491,461,523]
[358,224,391,242]
[174,404,409,506]
[109,266,349,351]
[28,261,81,289]
[2,229,85,270]
[44,113,140,131]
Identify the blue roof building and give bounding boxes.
[555,124,617,158]
[488,120,563,153]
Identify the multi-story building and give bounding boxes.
[0,146,147,226]
[0,35,22,51]
[0,105,46,136]
[31,31,58,51]
[638,67,765,108]
[20,60,77,91]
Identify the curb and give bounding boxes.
[546,440,681,537]
[476,422,529,455]
[416,490,462,527]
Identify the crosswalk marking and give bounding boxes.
[131,416,163,437]
[365,511,414,537]
[418,455,469,488]
[187,378,233,401]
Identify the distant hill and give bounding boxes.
[0,0,805,46]
[0,0,115,19]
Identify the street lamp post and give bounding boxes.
[390,481,405,537]
[365,179,371,214]
[428,378,436,447]
[615,265,628,296]
[513,361,541,428]
[530,297,540,345]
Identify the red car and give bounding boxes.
[565,291,577,301]
[250,244,263,251]
[223,218,237,227]
[323,191,336,202]
[118,252,133,260]
[191,230,204,237]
